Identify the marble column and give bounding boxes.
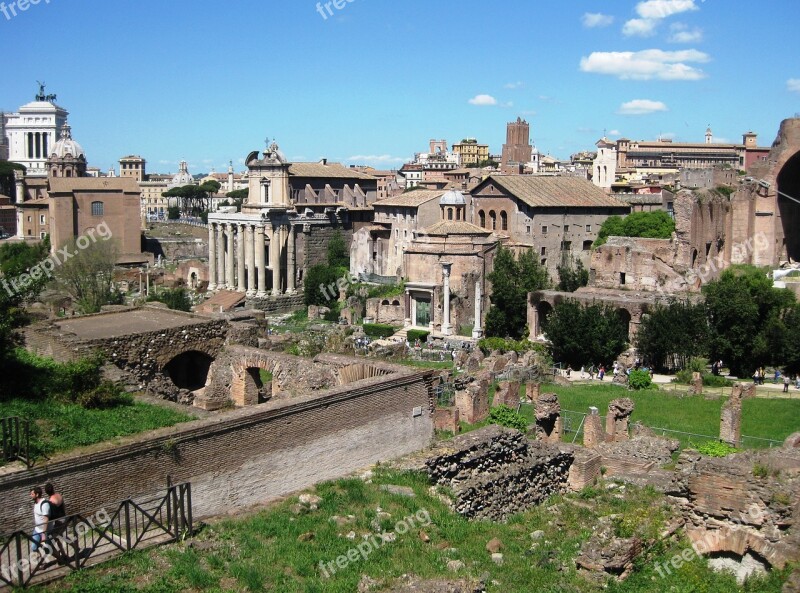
[441,263,452,335]
[236,224,246,293]
[287,225,296,294]
[245,225,255,297]
[207,223,217,291]
[225,223,235,289]
[216,223,226,288]
[270,226,282,296]
[473,280,484,339]
[255,225,267,297]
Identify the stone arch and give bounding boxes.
[163,350,214,391]
[777,150,800,261]
[617,308,632,341]
[533,301,553,337]
[479,210,486,228]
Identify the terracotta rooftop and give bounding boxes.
[486,175,628,209]
[419,220,492,237]
[373,190,444,208]
[289,162,376,180]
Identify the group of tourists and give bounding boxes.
[29,483,67,562]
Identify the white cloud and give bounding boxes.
[608,129,621,136]
[623,18,658,37]
[636,0,699,19]
[582,12,614,28]
[504,81,524,89]
[520,109,537,116]
[579,49,709,80]
[346,154,407,165]
[788,79,800,93]
[468,94,498,106]
[669,22,703,43]
[617,99,669,115]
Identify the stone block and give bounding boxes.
[434,407,460,433]
[493,381,520,408]
[525,382,541,403]
[455,384,489,424]
[584,407,605,449]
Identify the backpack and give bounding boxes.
[46,498,66,521]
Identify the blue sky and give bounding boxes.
[1,0,798,175]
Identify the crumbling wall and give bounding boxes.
[425,425,574,521]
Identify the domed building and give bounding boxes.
[169,160,194,188]
[47,121,86,178]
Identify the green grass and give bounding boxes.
[522,383,800,448]
[0,397,192,462]
[28,468,791,593]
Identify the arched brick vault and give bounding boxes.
[527,289,687,342]
[200,347,400,410]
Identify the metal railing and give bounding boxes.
[1,417,32,468]
[0,482,192,589]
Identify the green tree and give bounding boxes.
[52,237,122,314]
[167,206,180,220]
[556,256,589,292]
[702,265,796,377]
[635,299,708,371]
[226,189,248,201]
[485,246,549,339]
[594,211,675,247]
[782,304,800,375]
[303,264,340,306]
[326,231,350,270]
[544,300,628,367]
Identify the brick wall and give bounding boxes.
[0,370,433,532]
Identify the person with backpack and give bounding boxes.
[44,482,68,561]
[29,487,50,556]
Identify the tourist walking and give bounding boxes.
[30,487,50,556]
[784,374,791,393]
[44,482,68,560]
[598,365,605,381]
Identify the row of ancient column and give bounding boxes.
[207,222,296,297]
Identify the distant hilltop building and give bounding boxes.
[501,117,533,169]
[452,138,489,167]
[591,128,771,191]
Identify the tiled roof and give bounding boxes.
[288,162,376,180]
[373,190,444,208]
[420,220,492,236]
[485,175,628,208]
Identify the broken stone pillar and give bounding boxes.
[534,392,562,443]
[720,388,744,447]
[434,407,460,433]
[493,381,521,408]
[606,398,634,442]
[525,382,541,403]
[455,382,489,424]
[689,371,703,395]
[584,406,605,449]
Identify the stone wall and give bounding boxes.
[245,293,305,314]
[425,425,574,521]
[143,237,208,262]
[0,368,434,532]
[668,447,800,574]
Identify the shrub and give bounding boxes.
[478,337,539,355]
[148,287,192,312]
[362,323,396,339]
[488,405,529,432]
[627,369,652,390]
[76,381,133,409]
[695,441,737,457]
[753,463,769,478]
[406,329,429,343]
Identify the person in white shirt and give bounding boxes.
[30,486,50,554]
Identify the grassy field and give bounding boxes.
[28,468,791,593]
[0,397,192,464]
[517,383,800,448]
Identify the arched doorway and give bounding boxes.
[535,301,553,337]
[777,151,800,262]
[163,351,214,390]
[616,308,632,342]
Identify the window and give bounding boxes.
[583,240,593,251]
[620,272,626,285]
[40,232,46,239]
[586,224,592,233]
[447,208,453,220]
[564,224,569,233]
[500,211,508,231]
[540,247,546,256]
[541,225,548,234]
[526,226,531,234]
[540,258,547,266]
[39,214,45,224]
[91,201,104,216]
[479,210,486,227]
[489,210,497,230]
